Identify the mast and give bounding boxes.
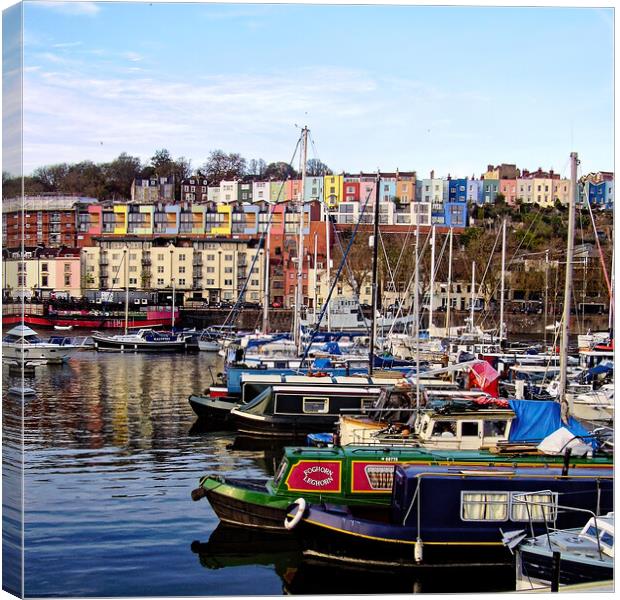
[368,172,381,376]
[124,247,129,335]
[470,261,476,333]
[414,223,420,410]
[325,211,332,331]
[294,126,309,353]
[499,218,506,342]
[262,214,271,333]
[544,249,549,348]
[558,152,578,424]
[171,275,176,331]
[609,250,614,334]
[445,228,453,337]
[428,225,435,335]
[313,232,318,326]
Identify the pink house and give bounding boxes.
[499,179,517,205]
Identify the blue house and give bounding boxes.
[448,179,468,203]
[444,203,468,228]
[481,179,500,204]
[467,179,483,205]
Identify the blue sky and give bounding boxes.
[12,2,615,178]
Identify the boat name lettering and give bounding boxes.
[382,457,398,462]
[302,465,334,486]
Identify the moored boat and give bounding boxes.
[2,324,88,363]
[92,328,191,352]
[191,438,613,533]
[284,465,613,568]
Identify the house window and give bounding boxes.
[157,266,164,274]
[461,492,509,521]
[179,254,186,261]
[179,266,185,274]
[157,278,164,285]
[207,254,215,261]
[206,279,215,285]
[224,254,233,261]
[251,279,259,286]
[129,278,137,285]
[179,278,185,285]
[129,266,137,272]
[225,267,233,274]
[224,279,233,285]
[41,275,48,287]
[158,253,164,261]
[206,267,215,273]
[303,397,329,414]
[41,263,48,272]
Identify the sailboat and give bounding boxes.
[92,250,190,352]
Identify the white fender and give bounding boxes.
[414,539,423,563]
[284,497,307,531]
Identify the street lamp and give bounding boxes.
[34,244,45,300]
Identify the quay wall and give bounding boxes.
[179,308,610,337]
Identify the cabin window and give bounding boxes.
[461,422,479,437]
[431,421,456,437]
[361,398,376,410]
[274,459,289,485]
[510,492,557,522]
[461,492,508,521]
[303,397,329,414]
[484,420,508,437]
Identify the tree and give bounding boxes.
[247,158,267,177]
[306,158,332,177]
[32,163,70,191]
[150,149,174,177]
[201,150,247,183]
[103,152,143,200]
[263,161,298,180]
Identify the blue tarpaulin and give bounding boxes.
[313,358,332,369]
[508,400,598,448]
[321,342,342,355]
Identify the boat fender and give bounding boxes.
[414,539,423,563]
[284,498,307,530]
[191,487,206,501]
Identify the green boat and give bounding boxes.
[191,443,613,532]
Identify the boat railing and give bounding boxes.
[510,493,607,559]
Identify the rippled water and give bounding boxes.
[3,350,514,597]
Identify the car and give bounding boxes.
[270,301,283,308]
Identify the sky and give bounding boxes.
[4,1,615,179]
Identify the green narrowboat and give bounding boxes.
[191,444,613,532]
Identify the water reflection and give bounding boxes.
[191,524,515,595]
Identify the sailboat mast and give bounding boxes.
[609,250,614,334]
[262,214,271,334]
[313,232,318,326]
[325,211,332,332]
[499,218,506,342]
[445,228,453,337]
[558,152,579,423]
[294,126,309,353]
[544,250,549,348]
[429,225,436,335]
[171,276,176,331]
[368,172,381,376]
[470,261,476,332]
[124,247,129,335]
[414,223,420,410]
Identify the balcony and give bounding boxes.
[141,257,151,266]
[192,256,203,266]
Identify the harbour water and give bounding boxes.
[3,351,515,597]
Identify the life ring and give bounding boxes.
[284,497,307,530]
[307,371,328,378]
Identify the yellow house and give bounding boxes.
[113,205,128,235]
[532,178,554,207]
[212,204,232,235]
[323,174,343,208]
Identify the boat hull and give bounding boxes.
[2,344,78,363]
[92,336,188,352]
[516,546,613,590]
[188,394,238,423]
[230,411,340,438]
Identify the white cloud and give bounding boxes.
[36,1,102,17]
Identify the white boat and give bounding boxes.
[54,325,73,331]
[8,386,36,397]
[92,328,191,352]
[2,325,84,363]
[570,383,614,423]
[511,510,614,591]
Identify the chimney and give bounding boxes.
[430,170,435,180]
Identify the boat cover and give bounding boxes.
[508,400,598,449]
[468,361,500,397]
